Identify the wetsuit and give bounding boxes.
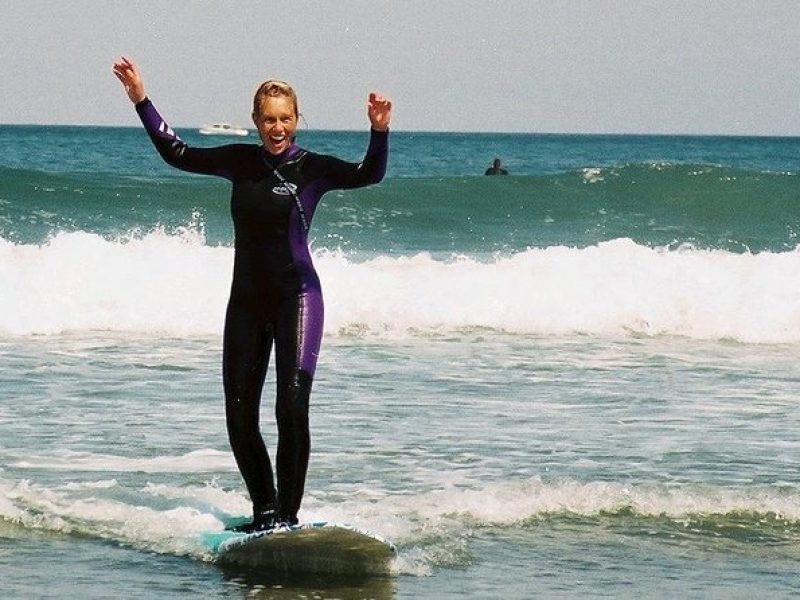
[135,97,388,525]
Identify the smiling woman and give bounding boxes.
[252,80,300,155]
[111,56,392,534]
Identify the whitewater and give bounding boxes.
[2,227,799,343]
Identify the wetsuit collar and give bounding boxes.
[260,143,301,167]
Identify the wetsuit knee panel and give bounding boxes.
[276,369,313,423]
[225,397,263,437]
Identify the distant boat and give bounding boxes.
[198,123,249,136]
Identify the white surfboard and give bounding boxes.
[201,521,396,576]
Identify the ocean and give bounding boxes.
[1,124,799,599]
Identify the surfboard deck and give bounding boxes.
[201,520,396,576]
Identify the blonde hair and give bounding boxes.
[252,80,299,120]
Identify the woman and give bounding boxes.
[112,56,391,532]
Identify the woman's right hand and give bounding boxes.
[112,56,147,104]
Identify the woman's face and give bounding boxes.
[254,95,298,155]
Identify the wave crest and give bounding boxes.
[2,231,799,343]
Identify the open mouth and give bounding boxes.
[267,134,289,152]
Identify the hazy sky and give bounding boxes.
[2,1,799,134]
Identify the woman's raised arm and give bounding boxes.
[112,56,147,104]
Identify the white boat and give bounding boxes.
[198,123,249,136]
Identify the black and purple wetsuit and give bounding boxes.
[134,98,388,525]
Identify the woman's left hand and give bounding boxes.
[367,93,392,132]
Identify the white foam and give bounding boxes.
[2,479,220,558]
[404,477,800,525]
[10,449,235,473]
[0,229,230,336]
[58,479,119,491]
[2,232,800,343]
[143,481,250,516]
[320,240,800,344]
[3,475,798,575]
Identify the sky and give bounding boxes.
[1,0,799,135]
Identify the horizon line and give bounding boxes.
[1,122,799,139]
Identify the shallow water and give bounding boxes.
[3,332,800,598]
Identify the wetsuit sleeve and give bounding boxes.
[135,97,236,180]
[317,129,389,190]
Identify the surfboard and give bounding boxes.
[201,521,396,576]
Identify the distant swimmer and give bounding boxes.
[113,56,392,534]
[485,158,509,176]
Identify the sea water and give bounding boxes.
[1,124,800,598]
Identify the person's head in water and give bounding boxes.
[485,157,509,175]
[252,80,300,155]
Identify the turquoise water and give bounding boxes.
[1,125,800,598]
